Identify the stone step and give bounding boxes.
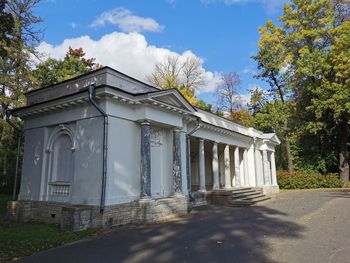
[229,192,263,199]
[230,188,255,195]
[243,195,270,203]
[228,189,271,206]
[228,200,253,207]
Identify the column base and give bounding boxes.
[261,185,279,195]
[173,192,185,198]
[138,196,153,204]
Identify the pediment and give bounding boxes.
[148,89,195,113]
[262,133,281,145]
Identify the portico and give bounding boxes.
[187,117,279,196]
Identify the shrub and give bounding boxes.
[277,170,341,189]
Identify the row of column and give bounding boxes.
[198,139,249,192]
[140,121,183,199]
[139,120,277,198]
[197,139,277,191]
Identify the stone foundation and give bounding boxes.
[7,195,189,231]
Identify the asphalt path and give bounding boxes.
[16,190,350,263]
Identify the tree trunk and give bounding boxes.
[284,120,294,174]
[338,123,349,186]
[271,73,294,174]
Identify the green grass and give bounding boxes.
[0,195,99,262]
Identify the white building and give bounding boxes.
[8,67,280,230]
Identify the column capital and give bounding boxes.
[173,126,184,133]
[140,119,151,126]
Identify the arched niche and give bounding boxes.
[45,124,76,202]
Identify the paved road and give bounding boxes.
[16,190,350,263]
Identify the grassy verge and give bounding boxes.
[0,194,99,262]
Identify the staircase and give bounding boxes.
[206,187,270,207]
[228,187,270,206]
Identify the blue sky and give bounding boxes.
[35,0,286,105]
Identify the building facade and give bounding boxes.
[8,67,280,231]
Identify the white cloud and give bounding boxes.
[91,7,164,33]
[36,31,219,94]
[201,0,285,14]
[242,65,257,76]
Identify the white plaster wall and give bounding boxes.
[24,103,104,130]
[163,129,174,196]
[151,127,173,198]
[20,114,104,206]
[105,117,141,205]
[106,99,183,128]
[19,128,46,201]
[70,117,103,205]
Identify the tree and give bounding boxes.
[0,0,41,194]
[148,55,211,109]
[0,0,14,58]
[253,19,295,174]
[0,0,42,115]
[34,47,102,88]
[247,86,267,117]
[215,72,241,115]
[255,0,350,184]
[229,108,255,127]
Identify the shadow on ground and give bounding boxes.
[19,204,304,263]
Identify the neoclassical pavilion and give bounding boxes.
[8,67,279,230]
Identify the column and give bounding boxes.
[224,145,231,189]
[212,142,219,190]
[270,151,278,186]
[255,149,263,186]
[234,146,241,186]
[140,120,151,198]
[243,148,249,186]
[262,149,271,185]
[173,128,182,194]
[199,138,206,191]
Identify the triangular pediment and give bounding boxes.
[262,133,281,145]
[147,89,196,112]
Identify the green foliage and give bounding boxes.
[0,0,40,195]
[229,108,255,127]
[247,87,267,116]
[34,47,101,88]
[0,0,14,58]
[277,171,341,189]
[196,99,212,112]
[254,0,350,182]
